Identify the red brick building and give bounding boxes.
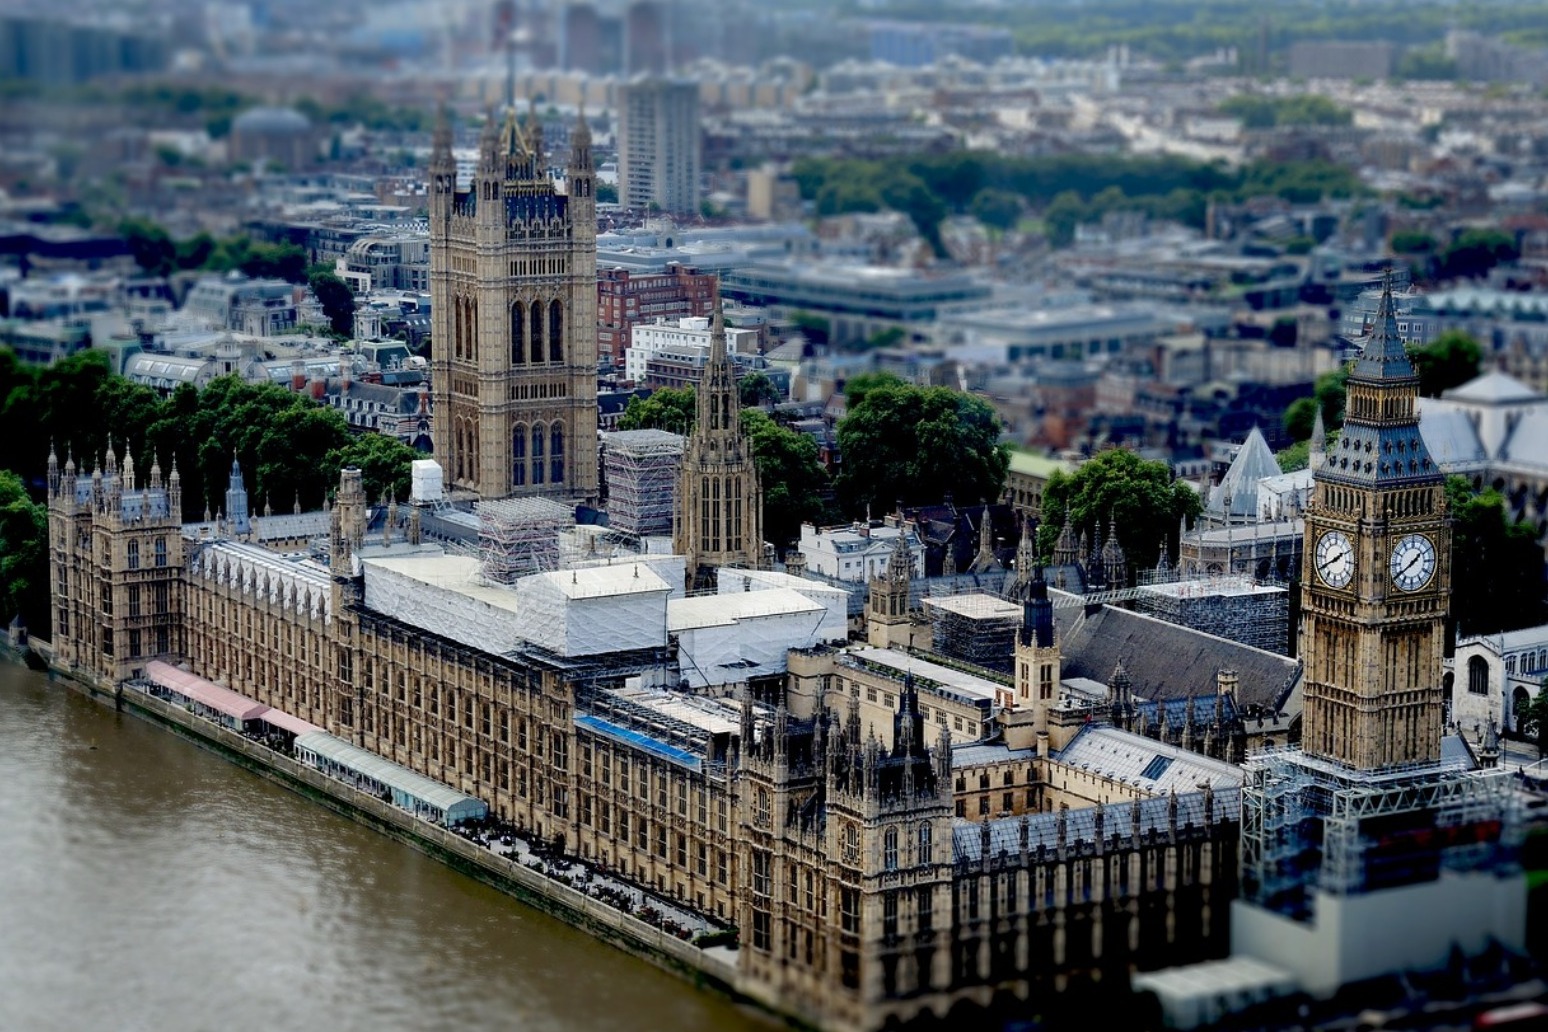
[597,264,717,369]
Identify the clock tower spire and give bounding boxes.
[1300,271,1449,770]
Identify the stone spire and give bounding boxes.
[1019,554,1055,649]
[1101,517,1127,589]
[122,446,136,493]
[1309,402,1327,472]
[1053,509,1079,568]
[225,454,251,536]
[674,291,764,589]
[1013,514,1038,595]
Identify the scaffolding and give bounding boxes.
[1239,748,1522,922]
[477,496,574,583]
[922,593,1022,672]
[602,429,684,537]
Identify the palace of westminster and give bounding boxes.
[43,109,1526,1031]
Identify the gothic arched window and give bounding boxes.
[1468,655,1490,696]
[549,299,564,363]
[154,537,167,568]
[531,424,545,485]
[511,424,527,487]
[917,821,932,865]
[467,299,477,363]
[883,827,898,871]
[530,302,544,364]
[127,540,139,570]
[511,302,525,364]
[550,425,564,484]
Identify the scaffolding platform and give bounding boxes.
[602,430,684,537]
[923,593,1022,673]
[477,496,575,583]
[1239,747,1523,922]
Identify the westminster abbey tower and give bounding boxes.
[429,107,599,501]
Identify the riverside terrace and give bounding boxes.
[119,669,730,947]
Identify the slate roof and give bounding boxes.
[1208,427,1281,519]
[1444,370,1542,405]
[1500,407,1548,464]
[1418,406,1488,466]
[1057,605,1301,715]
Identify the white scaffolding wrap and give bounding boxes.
[670,588,828,690]
[362,555,525,654]
[477,496,574,582]
[715,566,849,643]
[602,429,684,537]
[513,563,672,656]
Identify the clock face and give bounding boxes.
[1389,534,1437,592]
[1315,530,1354,589]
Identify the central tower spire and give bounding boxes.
[674,294,765,591]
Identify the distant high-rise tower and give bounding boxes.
[617,77,700,216]
[623,0,668,74]
[1300,274,1449,770]
[674,298,763,590]
[428,106,599,502]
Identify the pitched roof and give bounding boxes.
[1500,407,1548,464]
[1418,406,1488,466]
[1443,370,1542,405]
[1057,605,1301,714]
[1350,277,1416,381]
[1209,427,1281,518]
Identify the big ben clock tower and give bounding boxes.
[1300,274,1449,770]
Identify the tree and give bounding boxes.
[308,269,356,338]
[737,371,780,408]
[1036,448,1202,572]
[596,182,618,203]
[1391,230,1437,254]
[834,381,1008,516]
[1408,330,1482,398]
[1436,229,1520,281]
[970,188,1024,231]
[0,470,48,636]
[326,432,417,504]
[1283,366,1350,442]
[842,371,906,410]
[617,388,696,435]
[1446,476,1546,638]
[740,409,830,550]
[118,217,176,277]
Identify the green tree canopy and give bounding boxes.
[1036,448,1202,572]
[834,381,1008,516]
[1218,94,1352,129]
[308,268,356,337]
[0,348,414,522]
[1391,230,1438,254]
[737,371,781,408]
[0,470,48,635]
[617,388,696,435]
[1519,685,1548,756]
[739,409,831,550]
[615,386,830,546]
[1408,330,1482,398]
[1283,366,1350,442]
[1446,476,1546,638]
[1436,229,1520,281]
[969,188,1024,231]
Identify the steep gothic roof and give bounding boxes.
[1057,605,1301,715]
[1208,427,1281,519]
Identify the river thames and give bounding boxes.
[0,663,768,1032]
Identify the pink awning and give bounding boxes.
[146,660,267,722]
[259,708,321,737]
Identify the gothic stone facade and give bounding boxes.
[48,467,1240,1032]
[429,110,599,502]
